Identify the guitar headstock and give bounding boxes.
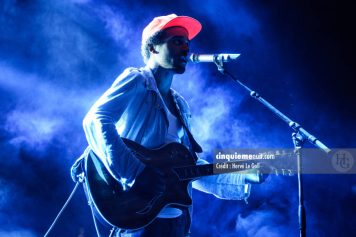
[253,150,296,176]
[244,163,295,184]
[254,162,295,176]
[270,167,295,176]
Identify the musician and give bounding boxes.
[74,14,264,237]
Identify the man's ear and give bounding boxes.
[149,44,159,54]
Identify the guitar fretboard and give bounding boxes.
[173,164,215,180]
[173,162,256,180]
[173,160,295,180]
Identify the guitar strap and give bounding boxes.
[171,90,203,165]
[171,91,203,163]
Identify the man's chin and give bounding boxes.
[173,65,186,74]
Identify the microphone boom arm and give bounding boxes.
[214,54,331,237]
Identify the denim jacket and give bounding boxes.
[83,66,250,202]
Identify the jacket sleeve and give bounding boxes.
[176,96,251,200]
[83,68,145,187]
[192,158,251,201]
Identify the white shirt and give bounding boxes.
[157,101,184,218]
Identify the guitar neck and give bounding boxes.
[173,161,295,180]
[173,162,257,180]
[173,164,216,180]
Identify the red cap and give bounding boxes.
[142,14,202,44]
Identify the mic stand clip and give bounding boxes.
[213,55,226,74]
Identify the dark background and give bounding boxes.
[0,0,355,236]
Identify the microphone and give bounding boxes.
[189,53,240,63]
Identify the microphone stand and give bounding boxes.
[212,57,331,237]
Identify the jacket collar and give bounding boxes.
[142,66,162,94]
[142,66,180,100]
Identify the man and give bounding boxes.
[77,14,264,237]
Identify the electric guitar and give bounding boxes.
[84,138,294,230]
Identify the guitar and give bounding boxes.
[84,138,294,230]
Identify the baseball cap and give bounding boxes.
[142,14,202,44]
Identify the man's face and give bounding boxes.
[152,27,190,74]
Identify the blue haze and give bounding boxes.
[0,0,355,236]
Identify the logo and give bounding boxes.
[331,150,354,173]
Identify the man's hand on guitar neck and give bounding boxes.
[245,163,271,184]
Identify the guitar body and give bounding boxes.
[84,138,196,230]
[84,138,293,230]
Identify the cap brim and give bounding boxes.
[161,16,202,40]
